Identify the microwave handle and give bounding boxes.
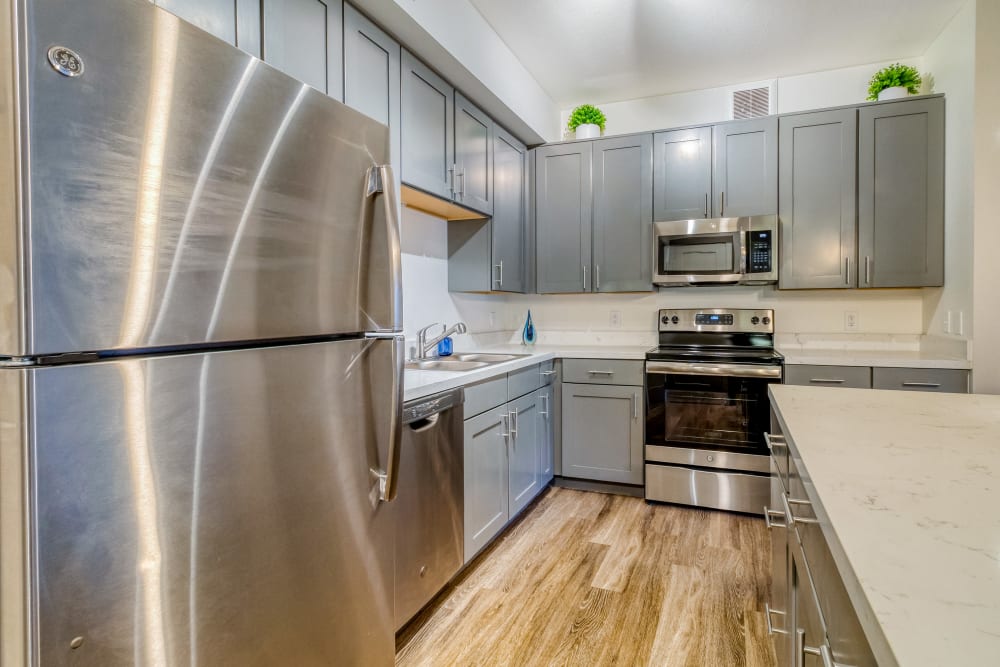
[738,231,748,275]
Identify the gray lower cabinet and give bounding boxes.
[401,50,455,200]
[784,365,872,389]
[463,406,510,562]
[561,382,643,485]
[507,391,541,517]
[155,0,261,55]
[785,364,969,393]
[454,92,494,215]
[766,458,791,667]
[653,126,712,221]
[778,109,858,289]
[343,4,400,169]
[592,134,654,292]
[859,97,944,288]
[713,116,778,217]
[262,0,343,100]
[535,142,593,293]
[538,384,555,486]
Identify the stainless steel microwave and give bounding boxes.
[652,215,778,287]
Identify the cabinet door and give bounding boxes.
[653,126,712,221]
[858,98,944,288]
[508,393,541,517]
[592,134,654,292]
[791,543,831,667]
[538,385,555,486]
[155,0,261,56]
[561,383,642,485]
[463,408,509,562]
[344,4,400,170]
[535,143,593,293]
[713,116,778,217]
[262,0,343,100]
[768,462,792,667]
[401,50,455,200]
[779,109,858,289]
[454,93,494,215]
[492,127,527,293]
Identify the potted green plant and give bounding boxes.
[567,104,606,139]
[867,63,923,101]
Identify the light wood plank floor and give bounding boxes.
[396,487,776,667]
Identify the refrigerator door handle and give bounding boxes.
[370,335,405,502]
[365,165,403,333]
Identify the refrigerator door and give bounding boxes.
[7,0,401,356]
[25,338,400,666]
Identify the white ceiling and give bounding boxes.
[468,0,966,108]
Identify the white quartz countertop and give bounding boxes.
[776,346,972,369]
[403,344,650,402]
[768,385,1000,667]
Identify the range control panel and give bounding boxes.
[748,230,773,273]
[658,308,774,333]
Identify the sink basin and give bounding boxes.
[451,353,531,363]
[405,360,490,372]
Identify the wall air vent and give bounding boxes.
[732,85,772,120]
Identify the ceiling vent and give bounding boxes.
[731,85,772,120]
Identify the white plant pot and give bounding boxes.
[877,86,909,101]
[575,123,601,139]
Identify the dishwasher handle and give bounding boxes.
[407,413,441,433]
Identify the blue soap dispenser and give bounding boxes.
[522,310,536,345]
[437,336,454,357]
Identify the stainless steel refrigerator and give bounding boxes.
[0,0,403,664]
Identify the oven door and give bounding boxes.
[645,361,781,455]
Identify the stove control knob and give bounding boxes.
[661,315,670,325]
[671,316,679,324]
[762,316,771,325]
[751,316,760,325]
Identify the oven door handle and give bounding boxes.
[645,361,782,379]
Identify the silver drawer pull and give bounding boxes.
[764,432,785,452]
[803,642,835,667]
[764,602,787,636]
[781,493,820,525]
[764,506,787,530]
[809,378,845,384]
[588,370,614,375]
[540,370,558,377]
[902,382,942,388]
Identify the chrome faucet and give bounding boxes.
[415,322,468,359]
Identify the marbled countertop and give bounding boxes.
[403,344,650,402]
[768,385,1000,667]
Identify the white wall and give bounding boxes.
[972,0,1000,393]
[922,2,976,340]
[558,58,924,138]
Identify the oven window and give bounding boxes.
[658,235,736,275]
[645,372,776,453]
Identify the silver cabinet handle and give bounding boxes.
[595,264,600,291]
[764,432,785,452]
[764,506,787,530]
[764,602,787,636]
[448,163,456,198]
[494,259,504,288]
[500,412,510,440]
[781,492,820,525]
[902,382,942,388]
[864,255,871,286]
[582,264,588,290]
[704,192,709,218]
[632,393,638,420]
[720,191,725,216]
[540,370,558,377]
[588,370,614,375]
[809,378,845,384]
[803,642,835,667]
[845,257,851,285]
[510,409,518,438]
[539,394,549,417]
[458,168,466,197]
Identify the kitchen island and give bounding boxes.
[768,385,1000,666]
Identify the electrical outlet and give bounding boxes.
[943,311,952,334]
[609,310,623,328]
[844,311,859,331]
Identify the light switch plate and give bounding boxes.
[844,311,858,331]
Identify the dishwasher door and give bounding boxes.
[395,388,465,630]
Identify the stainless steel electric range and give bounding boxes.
[644,308,783,514]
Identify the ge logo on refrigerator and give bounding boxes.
[47,46,84,77]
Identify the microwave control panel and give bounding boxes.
[748,231,773,273]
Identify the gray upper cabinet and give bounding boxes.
[561,382,643,485]
[653,126,712,221]
[343,4,400,169]
[858,97,944,288]
[535,143,593,293]
[401,50,455,200]
[713,116,778,217]
[779,109,858,289]
[592,134,654,292]
[262,0,343,100]
[155,0,261,56]
[492,127,528,292]
[454,93,494,215]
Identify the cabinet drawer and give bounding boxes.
[464,374,508,418]
[872,367,969,393]
[538,359,557,386]
[508,363,541,401]
[562,359,643,386]
[784,364,871,389]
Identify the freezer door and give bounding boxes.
[10,0,400,356]
[27,339,399,666]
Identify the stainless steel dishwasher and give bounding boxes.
[395,387,465,630]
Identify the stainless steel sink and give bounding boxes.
[451,353,531,363]
[405,360,490,371]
